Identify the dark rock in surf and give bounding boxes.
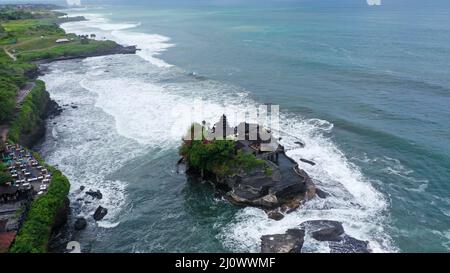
[93,206,108,221]
[261,229,305,253]
[267,210,285,221]
[294,141,305,147]
[300,220,344,241]
[46,99,63,118]
[329,235,370,253]
[86,190,102,200]
[74,217,87,230]
[79,186,85,191]
[315,188,329,199]
[261,219,372,253]
[300,158,316,166]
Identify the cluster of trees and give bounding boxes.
[0,5,64,21]
[0,162,12,186]
[0,10,35,21]
[28,24,65,36]
[9,80,49,143]
[0,24,5,38]
[180,124,265,177]
[0,51,30,123]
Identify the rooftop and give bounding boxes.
[0,231,16,253]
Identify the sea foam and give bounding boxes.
[51,10,397,252]
[60,13,173,68]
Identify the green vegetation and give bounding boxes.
[10,169,70,253]
[0,24,5,39]
[0,6,119,63]
[0,50,35,123]
[0,4,64,21]
[18,39,118,62]
[0,11,118,124]
[8,80,49,143]
[180,124,265,177]
[0,162,12,185]
[0,5,111,253]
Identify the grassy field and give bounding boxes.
[0,50,32,122]
[0,15,118,62]
[0,9,119,122]
[18,39,118,61]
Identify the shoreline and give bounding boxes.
[0,6,139,253]
[4,5,398,252]
[32,17,139,253]
[47,10,391,253]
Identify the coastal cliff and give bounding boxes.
[0,4,138,253]
[8,80,55,147]
[29,42,137,64]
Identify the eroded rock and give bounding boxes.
[260,220,372,253]
[316,188,329,199]
[86,190,102,200]
[93,206,108,221]
[261,229,305,253]
[329,235,370,253]
[267,210,284,221]
[300,220,344,241]
[74,217,87,230]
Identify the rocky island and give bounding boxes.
[179,115,371,253]
[179,115,317,217]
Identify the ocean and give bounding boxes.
[36,0,449,253]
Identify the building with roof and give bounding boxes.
[55,38,70,44]
[0,231,16,253]
[0,186,19,203]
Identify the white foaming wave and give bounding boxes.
[80,77,179,146]
[283,120,386,210]
[53,11,395,251]
[431,230,450,250]
[111,30,174,68]
[78,77,253,147]
[63,13,140,31]
[72,52,396,252]
[40,67,146,229]
[97,221,121,229]
[59,12,173,68]
[220,116,396,253]
[380,156,429,193]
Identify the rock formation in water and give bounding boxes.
[180,115,317,214]
[261,220,370,253]
[93,206,108,221]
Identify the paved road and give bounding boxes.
[0,82,35,142]
[16,82,35,105]
[0,125,8,143]
[3,48,16,61]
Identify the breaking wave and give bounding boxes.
[43,10,398,252]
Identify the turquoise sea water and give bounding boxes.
[38,0,449,252]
